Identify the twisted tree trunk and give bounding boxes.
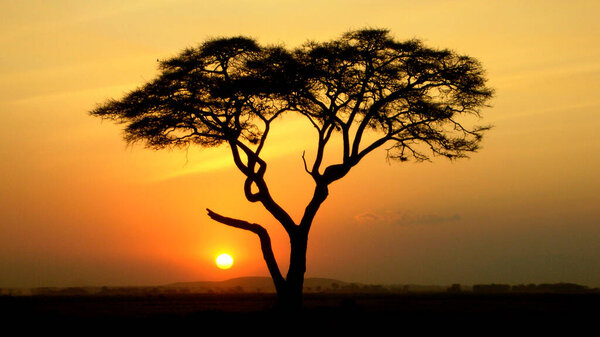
[277,233,308,310]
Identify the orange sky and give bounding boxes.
[1,0,599,288]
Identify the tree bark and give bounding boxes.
[276,233,308,310]
[273,184,329,310]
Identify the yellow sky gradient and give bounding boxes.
[1,0,599,288]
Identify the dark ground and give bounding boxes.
[2,293,598,333]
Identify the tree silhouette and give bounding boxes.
[91,28,493,309]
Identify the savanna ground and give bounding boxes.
[2,292,598,333]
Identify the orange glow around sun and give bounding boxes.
[216,253,234,269]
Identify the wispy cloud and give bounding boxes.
[354,210,461,226]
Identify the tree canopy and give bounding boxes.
[92,29,492,171]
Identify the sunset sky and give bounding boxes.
[1,0,599,288]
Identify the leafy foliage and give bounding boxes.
[92,37,296,150]
[293,29,492,164]
[91,29,492,166]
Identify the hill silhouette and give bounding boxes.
[167,277,352,293]
[2,278,595,296]
[165,277,448,294]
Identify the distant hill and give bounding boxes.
[1,278,442,296]
[167,277,352,293]
[2,278,595,296]
[166,277,448,294]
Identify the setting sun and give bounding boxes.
[216,253,234,269]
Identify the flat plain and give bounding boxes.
[2,292,598,333]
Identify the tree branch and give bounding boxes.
[229,140,298,235]
[302,151,311,176]
[206,209,285,292]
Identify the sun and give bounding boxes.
[216,253,234,269]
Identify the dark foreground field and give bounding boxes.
[2,293,598,333]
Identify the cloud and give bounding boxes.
[353,212,381,225]
[354,209,461,226]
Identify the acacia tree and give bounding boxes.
[91,29,493,309]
